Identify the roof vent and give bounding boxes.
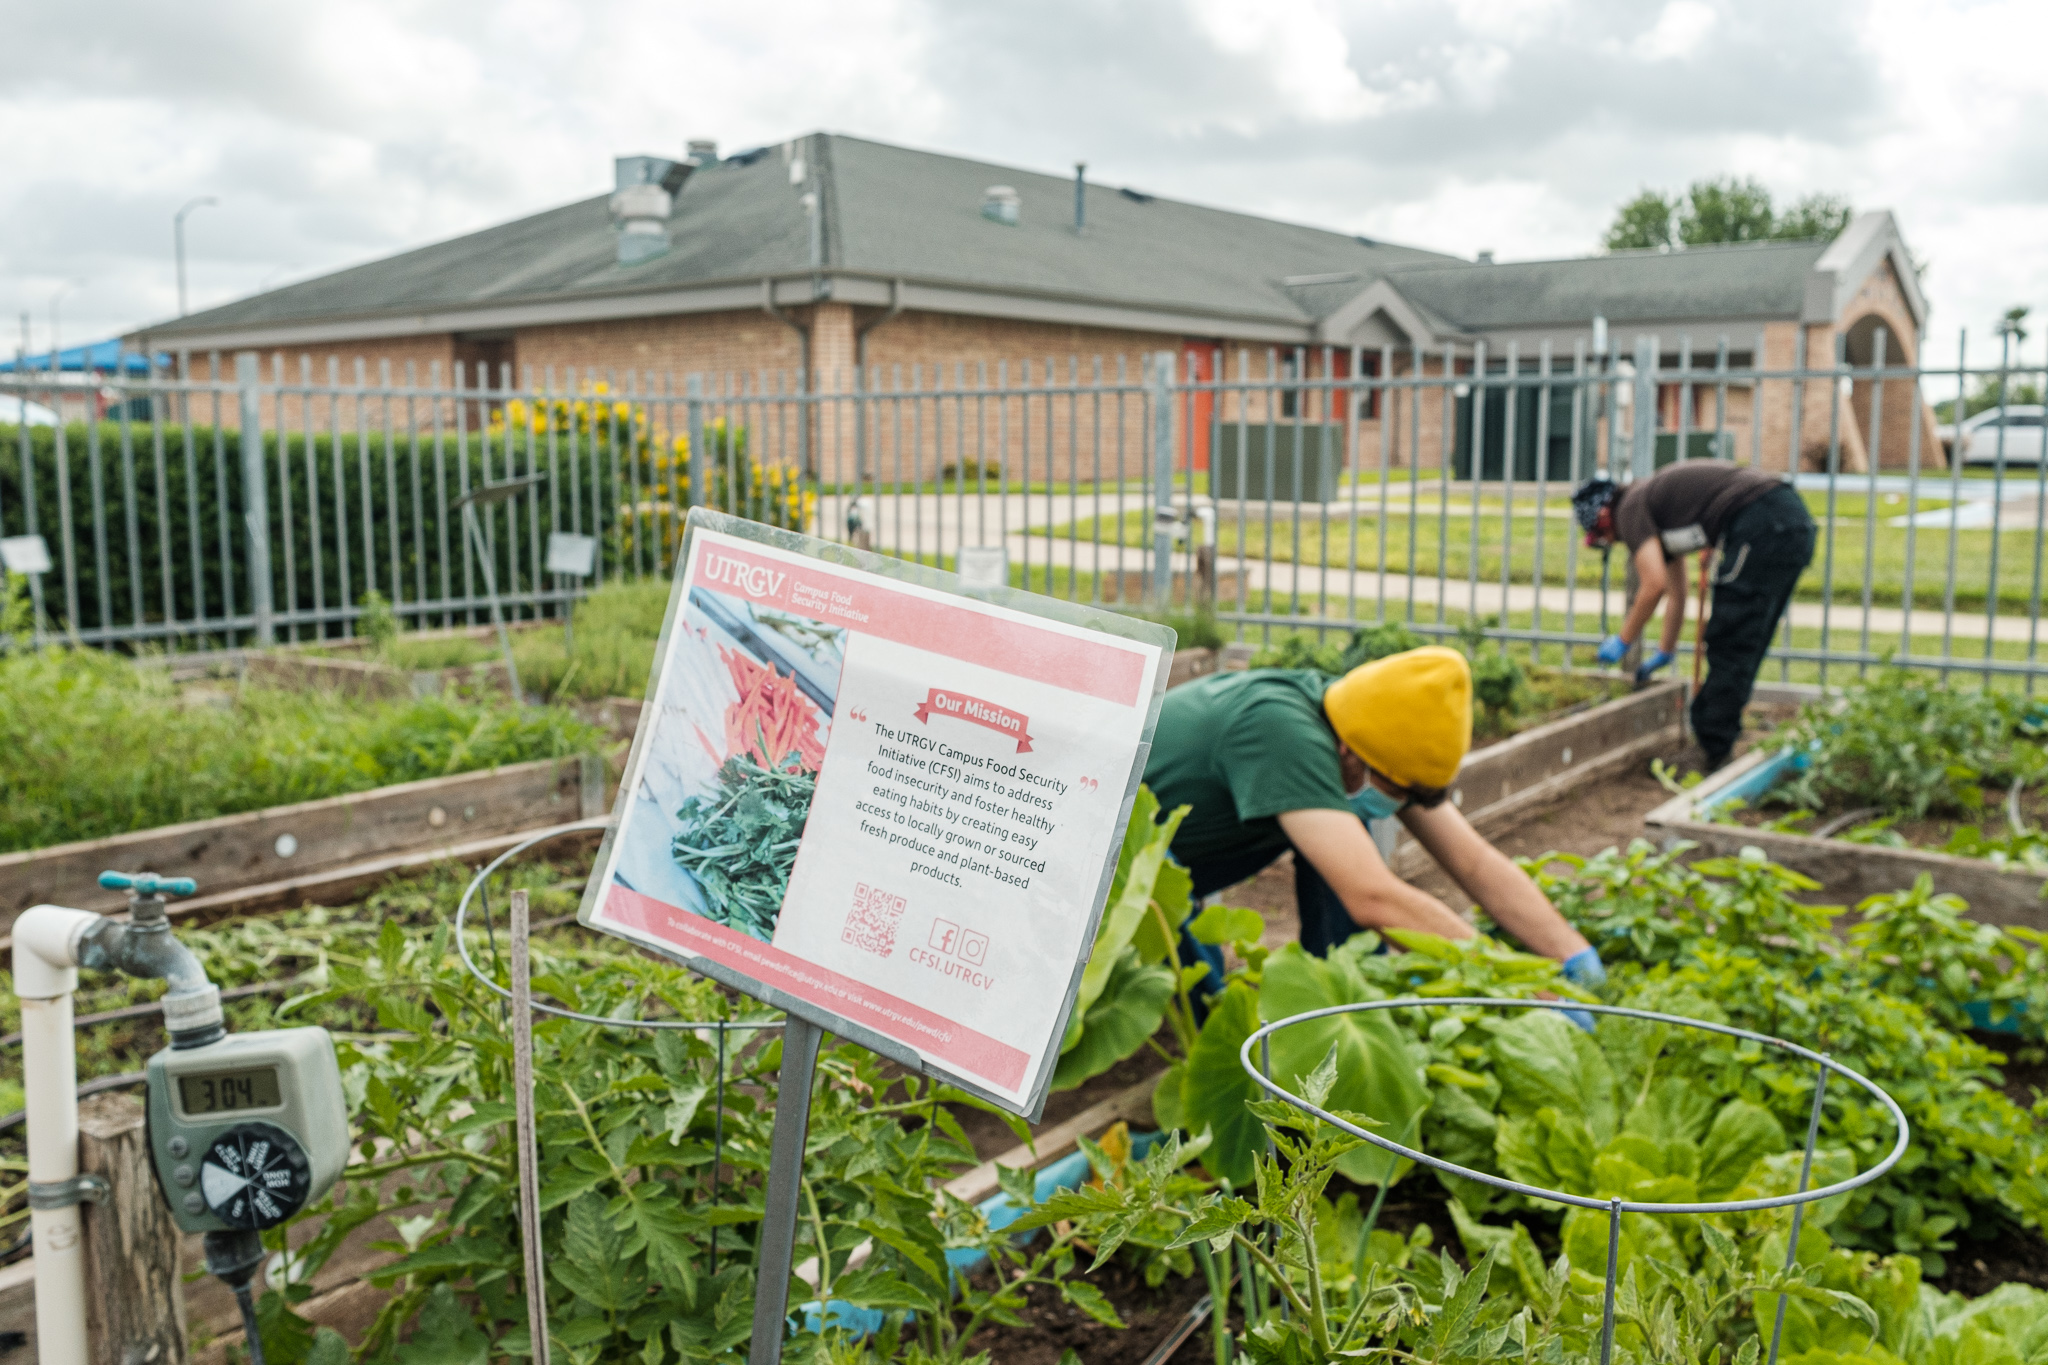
[981,185,1020,226]
[687,139,718,164]
[1476,250,1495,264]
[610,155,694,266]
[1119,187,1154,204]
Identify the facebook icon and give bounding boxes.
[928,918,960,954]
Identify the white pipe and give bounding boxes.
[14,904,106,1365]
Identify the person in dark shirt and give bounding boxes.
[1143,647,1599,991]
[1574,460,1816,770]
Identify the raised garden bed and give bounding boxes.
[1645,749,2048,930]
[1646,670,2048,931]
[0,754,609,932]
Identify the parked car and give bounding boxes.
[0,395,59,426]
[1949,405,2046,466]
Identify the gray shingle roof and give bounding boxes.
[1383,240,1829,331]
[149,133,1460,339]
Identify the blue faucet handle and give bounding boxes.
[98,871,199,898]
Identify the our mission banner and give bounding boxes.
[581,518,1168,1112]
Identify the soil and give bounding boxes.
[1930,1218,2048,1297]
[961,1260,1211,1365]
[1970,1031,2048,1112]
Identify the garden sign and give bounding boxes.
[580,509,1173,1119]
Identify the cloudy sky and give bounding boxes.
[5,0,2045,371]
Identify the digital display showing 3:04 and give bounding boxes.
[177,1069,282,1115]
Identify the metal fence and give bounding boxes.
[4,326,2046,687]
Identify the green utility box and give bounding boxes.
[1214,425,1344,503]
[1653,431,1737,467]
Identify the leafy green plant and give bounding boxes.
[0,648,604,852]
[1053,786,1198,1090]
[357,589,400,655]
[1773,670,2048,822]
[258,906,1118,1364]
[1529,842,2048,1272]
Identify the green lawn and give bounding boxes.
[1035,502,2048,615]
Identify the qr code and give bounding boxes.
[841,883,906,957]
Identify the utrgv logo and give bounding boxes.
[701,552,787,599]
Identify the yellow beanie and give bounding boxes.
[1322,646,1472,789]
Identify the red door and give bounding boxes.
[1182,340,1223,473]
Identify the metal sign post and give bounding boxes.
[544,531,597,653]
[747,1015,825,1365]
[0,533,52,646]
[454,476,546,703]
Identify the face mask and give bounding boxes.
[1349,782,1407,823]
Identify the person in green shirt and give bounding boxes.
[1144,646,1599,992]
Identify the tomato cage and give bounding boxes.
[1241,999,1912,1365]
[457,824,790,1365]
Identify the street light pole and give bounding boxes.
[174,197,219,317]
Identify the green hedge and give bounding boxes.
[0,421,680,641]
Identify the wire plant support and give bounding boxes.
[1239,998,1912,1365]
[455,824,791,1361]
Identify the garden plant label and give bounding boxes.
[581,511,1171,1115]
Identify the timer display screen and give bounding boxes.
[177,1068,282,1115]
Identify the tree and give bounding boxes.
[1604,189,1678,251]
[1774,192,1855,242]
[1601,178,1854,251]
[1679,176,1776,245]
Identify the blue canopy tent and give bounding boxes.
[1,339,169,374]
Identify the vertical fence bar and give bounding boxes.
[272,356,296,641]
[85,387,111,639]
[1150,352,1174,609]
[302,357,325,639]
[1860,332,1888,676]
[1816,336,1847,688]
[236,353,274,646]
[1983,337,2016,684]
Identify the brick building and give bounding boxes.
[135,132,1936,481]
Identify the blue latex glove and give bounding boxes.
[1558,947,1605,1031]
[1561,947,1607,989]
[1596,634,1628,665]
[1635,648,1676,682]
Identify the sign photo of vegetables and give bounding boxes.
[607,582,846,942]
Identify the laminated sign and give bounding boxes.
[580,511,1172,1116]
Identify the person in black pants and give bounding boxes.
[1575,461,1817,771]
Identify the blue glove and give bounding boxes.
[1561,947,1607,989]
[1635,649,1676,682]
[1596,634,1628,665]
[1557,947,1605,1032]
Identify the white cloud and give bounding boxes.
[1188,0,1389,124]
[1631,1,1718,62]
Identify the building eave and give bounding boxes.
[129,271,1322,354]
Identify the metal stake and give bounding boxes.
[462,501,523,702]
[711,1022,727,1276]
[1769,1057,1832,1365]
[1599,1196,1622,1365]
[748,1014,825,1365]
[510,888,551,1365]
